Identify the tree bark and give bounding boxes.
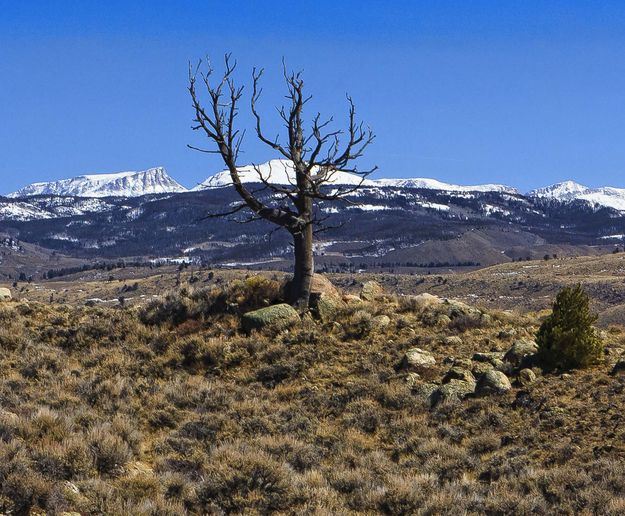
[290,223,314,310]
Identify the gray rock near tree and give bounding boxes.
[242,304,301,333]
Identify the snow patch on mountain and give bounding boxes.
[0,202,54,221]
[9,167,187,198]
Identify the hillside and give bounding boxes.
[0,274,623,513]
[3,160,625,272]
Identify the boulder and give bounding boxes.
[372,314,391,329]
[471,361,494,376]
[283,274,340,299]
[313,292,345,323]
[0,288,11,301]
[476,370,512,395]
[430,379,475,406]
[411,382,438,401]
[360,281,384,301]
[473,352,504,363]
[445,299,482,318]
[399,347,436,371]
[503,340,538,366]
[436,314,452,327]
[444,335,463,346]
[410,293,443,309]
[517,368,537,386]
[452,357,473,370]
[242,304,300,333]
[491,358,507,372]
[343,294,363,305]
[404,372,421,389]
[309,274,340,297]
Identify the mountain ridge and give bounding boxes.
[8,167,187,198]
[8,161,625,213]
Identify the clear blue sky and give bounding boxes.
[2,1,625,194]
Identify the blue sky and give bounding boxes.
[2,1,625,193]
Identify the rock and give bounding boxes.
[343,294,363,305]
[498,328,517,340]
[471,361,494,376]
[445,299,481,318]
[242,304,300,333]
[452,358,473,370]
[411,382,438,401]
[283,274,339,299]
[443,367,476,385]
[473,352,504,363]
[503,340,538,366]
[430,379,475,406]
[372,314,391,329]
[360,281,384,301]
[399,347,436,370]
[480,313,493,326]
[410,293,443,309]
[0,288,11,301]
[313,292,345,323]
[491,358,507,372]
[436,314,452,327]
[517,368,537,386]
[476,370,512,395]
[444,335,463,346]
[405,372,421,389]
[310,274,340,296]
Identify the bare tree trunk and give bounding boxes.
[291,223,314,310]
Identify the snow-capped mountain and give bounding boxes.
[193,159,517,194]
[8,167,187,198]
[192,159,374,190]
[529,181,625,211]
[529,181,590,200]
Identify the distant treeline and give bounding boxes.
[43,260,168,280]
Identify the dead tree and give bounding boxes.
[188,55,375,310]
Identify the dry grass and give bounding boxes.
[0,277,623,514]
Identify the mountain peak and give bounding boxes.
[529,180,590,199]
[9,167,188,198]
[192,159,373,190]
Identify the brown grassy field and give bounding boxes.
[0,271,624,514]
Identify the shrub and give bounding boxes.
[536,285,603,370]
[88,426,133,475]
[139,276,283,326]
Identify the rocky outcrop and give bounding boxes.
[0,288,11,301]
